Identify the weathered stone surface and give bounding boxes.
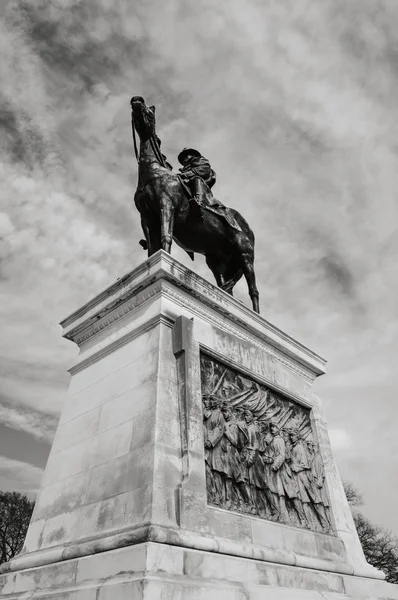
[84,445,154,505]
[98,582,144,600]
[98,379,157,434]
[22,518,45,554]
[75,545,146,582]
[1,543,398,600]
[33,471,88,522]
[123,485,152,527]
[63,345,159,424]
[14,560,77,593]
[40,509,80,548]
[76,493,128,540]
[67,328,160,396]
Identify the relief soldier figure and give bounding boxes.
[240,410,260,514]
[220,407,242,510]
[203,396,216,504]
[200,356,332,534]
[250,422,277,519]
[205,396,226,505]
[288,429,330,532]
[266,421,307,527]
[308,440,331,531]
[232,408,252,511]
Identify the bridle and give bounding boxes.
[131,112,140,163]
[131,103,167,168]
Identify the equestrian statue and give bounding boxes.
[130,96,260,313]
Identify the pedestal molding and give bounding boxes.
[70,282,164,347]
[69,314,173,375]
[0,522,382,580]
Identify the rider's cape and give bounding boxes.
[178,156,242,232]
[191,184,242,232]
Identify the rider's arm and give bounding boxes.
[190,158,213,181]
[179,168,196,178]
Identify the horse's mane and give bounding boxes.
[154,135,173,171]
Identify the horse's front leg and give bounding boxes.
[160,196,174,254]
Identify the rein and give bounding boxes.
[131,113,139,163]
[131,109,167,169]
[149,135,167,168]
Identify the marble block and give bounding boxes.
[1,250,396,600]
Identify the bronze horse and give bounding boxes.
[130,96,260,313]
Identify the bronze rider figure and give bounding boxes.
[177,147,216,213]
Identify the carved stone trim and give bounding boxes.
[68,314,170,375]
[71,282,164,346]
[162,285,317,383]
[2,522,374,578]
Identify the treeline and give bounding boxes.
[343,482,398,583]
[0,491,34,565]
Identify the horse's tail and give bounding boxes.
[220,267,244,294]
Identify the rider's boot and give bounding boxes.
[192,177,206,212]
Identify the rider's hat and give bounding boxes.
[178,147,201,164]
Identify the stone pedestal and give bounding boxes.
[1,250,397,599]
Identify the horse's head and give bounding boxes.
[130,96,156,141]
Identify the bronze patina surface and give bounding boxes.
[130,96,260,313]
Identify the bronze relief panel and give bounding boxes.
[201,354,332,534]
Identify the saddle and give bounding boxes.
[139,176,242,258]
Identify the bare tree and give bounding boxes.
[0,492,34,565]
[353,513,398,584]
[343,481,363,507]
[343,482,398,584]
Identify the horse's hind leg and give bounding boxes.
[241,251,260,313]
[206,254,222,287]
[206,255,234,295]
[222,278,234,296]
[206,254,236,296]
[220,273,234,296]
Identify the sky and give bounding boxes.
[1,0,398,534]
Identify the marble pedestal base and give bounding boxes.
[1,251,397,600]
[2,541,398,600]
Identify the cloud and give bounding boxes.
[0,212,15,237]
[329,428,353,452]
[0,456,43,496]
[0,399,57,443]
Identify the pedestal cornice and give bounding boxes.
[60,251,326,382]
